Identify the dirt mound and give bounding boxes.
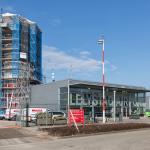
[40,123,150,137]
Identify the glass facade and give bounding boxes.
[59,86,146,117]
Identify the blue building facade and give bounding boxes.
[0,13,42,115]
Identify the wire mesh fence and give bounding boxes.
[13,103,130,127]
[15,103,67,127]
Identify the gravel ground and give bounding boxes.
[0,128,29,139]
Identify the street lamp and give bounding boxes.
[113,90,116,122]
[98,37,106,123]
[67,79,70,125]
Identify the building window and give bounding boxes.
[78,95,81,100]
[72,93,76,103]
[77,95,81,103]
[78,100,81,103]
[84,94,88,103]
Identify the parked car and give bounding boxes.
[8,114,17,121]
[0,114,5,120]
[129,112,140,119]
[5,109,20,120]
[144,109,150,117]
[37,111,66,120]
[50,111,66,120]
[22,107,47,122]
[36,111,66,125]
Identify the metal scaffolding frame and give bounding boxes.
[0,13,42,115]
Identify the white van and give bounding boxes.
[5,109,20,120]
[22,108,47,121]
[5,108,47,121]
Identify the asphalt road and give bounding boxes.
[0,129,150,150]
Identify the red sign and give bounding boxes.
[68,109,84,127]
[31,109,43,112]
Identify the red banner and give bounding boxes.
[68,109,84,127]
[102,100,106,111]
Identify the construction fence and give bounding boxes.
[15,103,67,127]
[14,103,125,127]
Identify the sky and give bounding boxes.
[1,0,150,88]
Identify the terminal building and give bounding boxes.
[30,79,150,118]
[0,13,42,115]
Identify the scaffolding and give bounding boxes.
[2,61,30,108]
[0,13,42,115]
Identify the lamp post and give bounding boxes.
[98,37,106,123]
[113,90,116,122]
[67,79,70,124]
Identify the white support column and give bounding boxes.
[113,90,116,122]
[67,79,70,124]
[7,93,9,109]
[98,37,106,124]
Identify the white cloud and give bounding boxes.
[42,45,118,79]
[79,51,91,59]
[43,45,100,73]
[80,51,91,56]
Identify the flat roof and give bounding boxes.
[37,79,150,92]
[68,79,150,92]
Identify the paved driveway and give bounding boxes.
[0,129,150,150]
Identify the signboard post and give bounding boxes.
[68,109,84,130]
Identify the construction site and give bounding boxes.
[0,13,42,117]
[0,12,150,127]
[1,1,150,149]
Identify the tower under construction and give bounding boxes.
[0,13,42,115]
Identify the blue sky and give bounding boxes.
[1,0,150,88]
